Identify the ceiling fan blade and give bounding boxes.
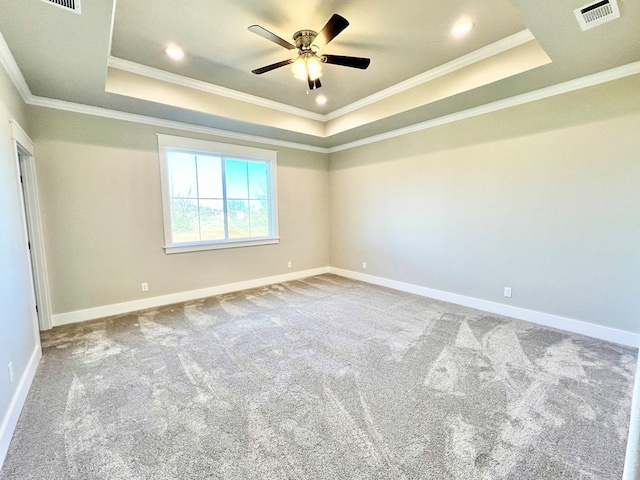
[248,25,296,50]
[322,54,371,69]
[314,14,349,47]
[252,59,294,75]
[307,76,322,90]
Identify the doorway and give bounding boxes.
[11,120,52,331]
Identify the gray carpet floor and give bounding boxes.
[1,274,637,479]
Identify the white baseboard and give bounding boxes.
[623,353,640,479]
[50,265,639,348]
[0,343,41,469]
[329,267,640,348]
[51,267,330,327]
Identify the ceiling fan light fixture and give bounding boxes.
[307,56,322,81]
[292,54,322,81]
[292,58,306,80]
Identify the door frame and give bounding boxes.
[10,120,53,331]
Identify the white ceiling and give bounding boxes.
[0,0,638,148]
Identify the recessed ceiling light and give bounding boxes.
[316,95,328,105]
[451,20,474,37]
[165,46,185,61]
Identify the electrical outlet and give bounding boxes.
[504,287,512,298]
[287,261,292,268]
[141,283,149,292]
[362,262,367,269]
[8,362,14,383]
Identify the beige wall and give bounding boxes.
[28,107,329,315]
[25,75,640,336]
[0,64,37,448]
[330,76,640,333]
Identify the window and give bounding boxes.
[157,134,278,253]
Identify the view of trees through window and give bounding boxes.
[167,151,271,244]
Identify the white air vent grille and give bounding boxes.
[574,0,620,31]
[40,0,81,14]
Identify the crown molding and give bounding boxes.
[0,32,32,102]
[324,29,535,121]
[17,61,640,155]
[2,31,638,155]
[328,61,640,153]
[27,95,330,153]
[108,56,326,122]
[104,0,117,80]
[0,33,328,154]
[108,30,535,125]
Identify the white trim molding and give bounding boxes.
[10,120,54,331]
[623,347,640,479]
[22,62,640,154]
[28,95,329,153]
[51,267,330,327]
[0,32,328,154]
[0,33,31,101]
[109,30,534,124]
[329,267,640,347]
[2,29,639,154]
[165,238,280,254]
[9,120,33,153]
[108,57,326,122]
[156,133,280,254]
[328,61,640,153]
[51,265,639,348]
[0,344,41,469]
[324,30,535,121]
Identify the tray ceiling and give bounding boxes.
[0,0,638,148]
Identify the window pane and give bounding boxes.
[225,159,249,199]
[171,198,200,243]
[250,199,270,237]
[168,151,197,198]
[159,135,278,251]
[196,155,223,199]
[227,200,250,239]
[248,161,268,200]
[199,199,225,241]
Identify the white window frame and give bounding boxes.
[157,134,279,254]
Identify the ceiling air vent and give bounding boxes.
[574,0,620,31]
[40,0,81,14]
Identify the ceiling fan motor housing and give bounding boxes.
[293,30,318,51]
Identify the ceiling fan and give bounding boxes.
[248,14,371,91]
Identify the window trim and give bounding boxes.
[157,134,279,254]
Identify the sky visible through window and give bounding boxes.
[167,150,270,243]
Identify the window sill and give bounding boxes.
[164,237,280,254]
